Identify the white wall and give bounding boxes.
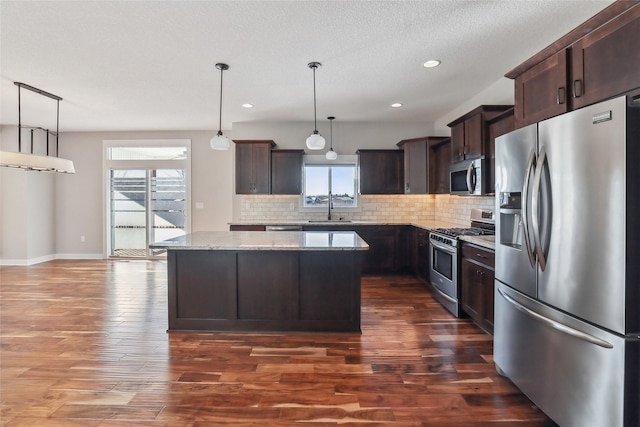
[54,130,234,258]
[231,120,437,151]
[1,125,57,264]
[433,77,514,134]
[0,76,515,264]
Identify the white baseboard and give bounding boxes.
[0,253,104,266]
[56,253,105,260]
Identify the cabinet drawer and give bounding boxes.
[461,244,495,268]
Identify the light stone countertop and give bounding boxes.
[227,220,496,250]
[150,231,369,251]
[459,235,495,251]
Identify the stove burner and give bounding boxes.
[432,227,495,238]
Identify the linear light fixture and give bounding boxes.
[0,82,75,174]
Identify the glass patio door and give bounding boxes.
[109,168,186,258]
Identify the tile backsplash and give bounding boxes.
[238,194,494,226]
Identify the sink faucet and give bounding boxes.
[327,191,332,220]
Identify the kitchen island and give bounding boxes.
[151,231,369,333]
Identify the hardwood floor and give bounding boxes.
[0,260,556,426]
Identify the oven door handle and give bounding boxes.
[429,239,456,254]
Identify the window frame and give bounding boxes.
[103,139,191,258]
[300,154,360,213]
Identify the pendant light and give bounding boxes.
[210,63,231,150]
[305,62,326,150]
[325,116,338,160]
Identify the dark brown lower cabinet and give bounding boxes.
[415,229,430,283]
[167,249,362,333]
[460,243,495,334]
[302,225,413,275]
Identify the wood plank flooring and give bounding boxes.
[0,260,557,426]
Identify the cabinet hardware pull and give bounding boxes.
[572,79,583,98]
[476,253,487,258]
[556,87,566,105]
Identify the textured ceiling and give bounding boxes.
[0,0,613,132]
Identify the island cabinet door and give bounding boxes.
[171,251,236,321]
[237,252,299,320]
[299,251,360,322]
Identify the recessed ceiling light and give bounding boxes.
[423,59,441,68]
[391,103,403,108]
[242,103,254,108]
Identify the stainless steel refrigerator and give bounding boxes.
[494,92,640,427]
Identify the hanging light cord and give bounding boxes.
[217,67,224,136]
[309,62,320,134]
[312,64,318,133]
[329,117,333,149]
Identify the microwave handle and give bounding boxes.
[466,162,476,194]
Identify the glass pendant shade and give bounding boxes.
[210,132,231,150]
[306,132,326,150]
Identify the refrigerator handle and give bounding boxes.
[522,149,536,268]
[497,288,613,349]
[532,146,548,271]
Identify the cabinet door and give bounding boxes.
[487,109,515,194]
[450,123,465,163]
[461,243,496,335]
[352,226,396,274]
[235,143,256,194]
[235,142,272,194]
[482,266,495,334]
[252,144,272,194]
[359,150,404,194]
[404,141,428,194]
[463,113,484,160]
[416,229,430,282]
[461,258,483,324]
[514,50,569,128]
[272,150,303,194]
[428,138,451,194]
[570,6,640,110]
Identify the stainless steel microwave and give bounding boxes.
[449,158,486,195]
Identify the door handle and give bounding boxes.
[522,149,536,268]
[572,79,583,98]
[532,146,548,271]
[498,288,613,349]
[466,162,476,194]
[556,87,566,105]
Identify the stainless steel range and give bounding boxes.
[429,208,494,317]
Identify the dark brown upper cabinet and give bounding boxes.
[396,136,448,194]
[447,106,513,164]
[507,2,640,128]
[513,50,569,128]
[234,140,275,194]
[570,5,640,110]
[357,149,404,194]
[271,149,304,195]
[486,108,515,195]
[428,137,451,194]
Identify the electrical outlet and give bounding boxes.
[80,235,85,243]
